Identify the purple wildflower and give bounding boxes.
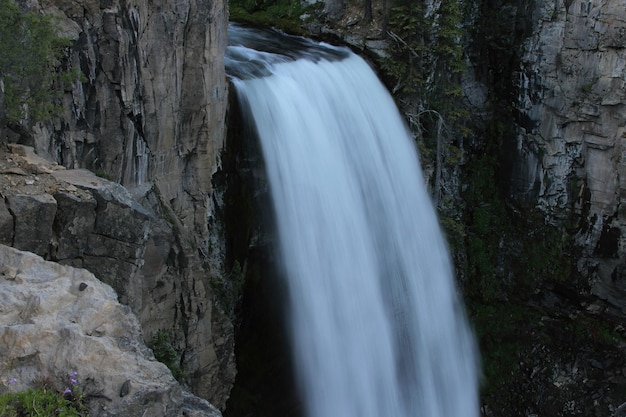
[68,371,78,385]
[63,387,72,394]
[8,378,17,384]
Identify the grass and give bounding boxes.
[0,373,88,417]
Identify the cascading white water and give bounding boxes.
[227,25,480,417]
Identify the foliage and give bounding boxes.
[149,331,184,380]
[381,0,469,216]
[381,1,427,96]
[565,315,624,347]
[469,302,540,392]
[0,373,88,417]
[0,0,76,123]
[382,0,466,110]
[228,0,312,34]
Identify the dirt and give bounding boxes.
[0,143,92,200]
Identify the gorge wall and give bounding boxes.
[1,0,235,410]
[4,0,626,414]
[512,0,626,314]
[317,0,626,313]
[297,0,626,415]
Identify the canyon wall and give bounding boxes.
[513,0,626,312]
[2,0,234,409]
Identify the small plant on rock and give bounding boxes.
[149,330,184,380]
[0,372,89,416]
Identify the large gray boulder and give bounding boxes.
[0,244,221,417]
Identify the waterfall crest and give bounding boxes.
[227,24,479,417]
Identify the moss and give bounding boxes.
[565,315,624,347]
[93,169,112,180]
[459,117,582,402]
[470,302,542,396]
[580,80,594,94]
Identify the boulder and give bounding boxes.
[0,244,221,417]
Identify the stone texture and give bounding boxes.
[512,0,626,310]
[0,244,221,417]
[0,141,234,409]
[51,169,152,312]
[0,200,13,246]
[52,189,97,259]
[6,193,57,256]
[4,0,236,407]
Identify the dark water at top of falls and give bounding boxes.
[226,24,480,417]
[225,24,348,79]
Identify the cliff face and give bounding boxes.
[512,0,626,312]
[3,0,233,409]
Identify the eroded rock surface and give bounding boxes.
[512,0,626,312]
[0,244,221,417]
[0,142,234,409]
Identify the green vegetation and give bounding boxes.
[580,80,595,94]
[149,330,184,380]
[0,0,77,123]
[381,0,469,216]
[382,0,466,111]
[459,117,584,400]
[228,0,312,33]
[0,389,84,416]
[0,373,88,416]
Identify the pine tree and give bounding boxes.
[0,0,74,123]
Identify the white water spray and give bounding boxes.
[227,25,479,417]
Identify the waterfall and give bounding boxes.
[226,24,479,417]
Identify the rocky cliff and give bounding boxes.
[513,0,626,313]
[2,0,234,410]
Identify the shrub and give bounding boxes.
[149,330,184,380]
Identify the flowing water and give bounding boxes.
[226,24,479,417]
